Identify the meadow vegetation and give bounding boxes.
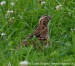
[0,0,75,66]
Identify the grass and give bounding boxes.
[0,0,75,66]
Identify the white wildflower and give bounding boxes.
[12,17,15,19]
[56,4,62,10]
[10,2,14,6]
[7,10,10,14]
[20,61,28,66]
[7,10,14,14]
[8,62,11,66]
[71,28,75,31]
[10,10,14,13]
[73,29,75,30]
[5,10,14,18]
[1,33,6,36]
[0,1,6,6]
[41,1,45,5]
[71,29,72,31]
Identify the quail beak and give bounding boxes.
[48,16,52,20]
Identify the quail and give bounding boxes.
[22,15,52,48]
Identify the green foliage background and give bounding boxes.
[0,0,75,66]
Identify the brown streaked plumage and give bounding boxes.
[22,15,52,48]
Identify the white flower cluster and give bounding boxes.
[0,1,6,6]
[20,61,28,66]
[1,33,6,36]
[7,10,14,14]
[71,28,75,31]
[10,2,14,6]
[5,10,14,18]
[0,1,15,6]
[56,4,62,10]
[41,1,45,5]
[8,62,11,66]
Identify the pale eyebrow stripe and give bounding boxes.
[39,16,46,23]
